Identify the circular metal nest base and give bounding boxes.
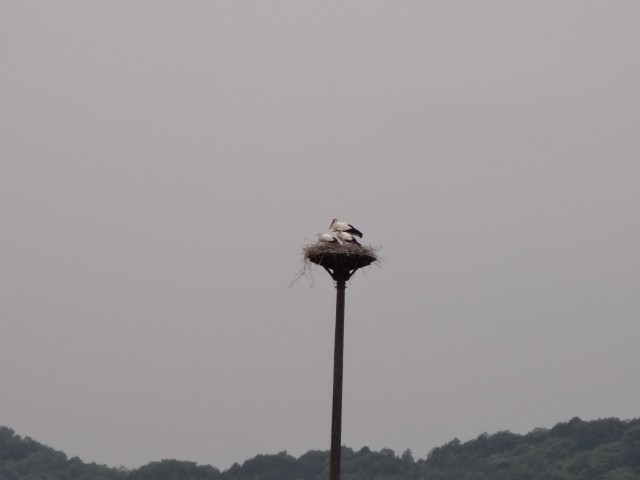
[303,243,378,280]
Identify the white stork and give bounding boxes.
[330,218,363,238]
[336,231,362,246]
[316,233,339,244]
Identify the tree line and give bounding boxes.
[1,417,639,480]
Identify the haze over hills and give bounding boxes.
[1,417,639,480]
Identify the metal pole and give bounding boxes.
[330,273,346,480]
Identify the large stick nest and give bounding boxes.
[303,242,379,273]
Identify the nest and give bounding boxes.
[303,242,379,280]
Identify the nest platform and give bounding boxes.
[303,243,378,281]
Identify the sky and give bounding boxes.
[2,0,640,471]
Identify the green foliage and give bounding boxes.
[2,418,640,480]
[224,451,297,480]
[0,428,125,480]
[127,459,220,480]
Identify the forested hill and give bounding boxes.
[1,417,639,480]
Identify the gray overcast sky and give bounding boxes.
[2,0,640,471]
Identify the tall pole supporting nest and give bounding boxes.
[330,266,348,480]
[303,244,378,480]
